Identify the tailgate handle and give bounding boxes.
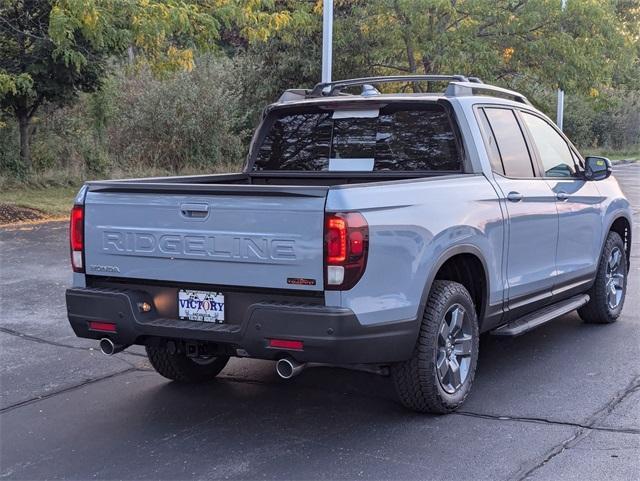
[180,203,209,219]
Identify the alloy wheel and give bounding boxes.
[436,304,473,394]
[605,247,625,310]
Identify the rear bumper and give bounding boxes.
[65,287,417,364]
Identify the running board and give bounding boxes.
[491,294,590,337]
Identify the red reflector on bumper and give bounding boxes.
[269,339,303,350]
[88,321,117,333]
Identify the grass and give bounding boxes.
[0,164,238,221]
[0,151,636,223]
[0,185,81,218]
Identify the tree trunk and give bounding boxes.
[393,0,421,93]
[17,113,32,172]
[422,57,433,92]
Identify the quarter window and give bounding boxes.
[484,108,535,178]
[521,112,576,177]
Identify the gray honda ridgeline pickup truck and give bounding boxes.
[66,75,632,413]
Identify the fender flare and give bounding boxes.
[416,243,491,328]
[601,213,633,268]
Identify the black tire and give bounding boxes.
[579,231,628,324]
[146,345,229,383]
[391,280,479,413]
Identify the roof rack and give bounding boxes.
[277,75,531,106]
[308,75,474,97]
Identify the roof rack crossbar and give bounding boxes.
[309,75,470,97]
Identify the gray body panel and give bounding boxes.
[491,174,559,305]
[546,178,604,292]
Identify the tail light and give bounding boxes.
[70,205,84,273]
[324,212,369,290]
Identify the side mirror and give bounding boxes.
[584,156,612,181]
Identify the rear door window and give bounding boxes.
[483,108,536,178]
[253,105,462,172]
[476,108,505,175]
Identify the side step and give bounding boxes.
[491,294,590,337]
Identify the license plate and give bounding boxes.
[178,290,225,323]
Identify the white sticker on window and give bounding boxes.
[331,109,380,119]
[328,158,375,172]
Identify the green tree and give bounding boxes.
[244,0,638,101]
[0,0,317,172]
[333,0,639,96]
[0,0,100,170]
[0,0,218,171]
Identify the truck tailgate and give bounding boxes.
[83,186,327,291]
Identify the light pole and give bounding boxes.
[557,0,567,130]
[322,0,333,83]
[557,88,565,131]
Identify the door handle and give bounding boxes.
[507,191,523,202]
[556,191,569,201]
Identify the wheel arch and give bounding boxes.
[607,215,632,269]
[419,245,490,330]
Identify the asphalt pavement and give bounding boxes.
[1,163,639,481]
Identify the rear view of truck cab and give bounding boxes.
[66,75,631,414]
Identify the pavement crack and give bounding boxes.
[0,367,148,414]
[509,374,640,481]
[217,374,640,435]
[513,431,583,481]
[455,410,640,435]
[0,326,89,351]
[584,375,640,425]
[0,326,147,358]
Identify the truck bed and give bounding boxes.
[86,170,448,194]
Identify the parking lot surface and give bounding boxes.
[1,163,639,480]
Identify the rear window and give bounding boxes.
[252,104,462,172]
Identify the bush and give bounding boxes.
[564,89,640,151]
[2,55,252,185]
[107,57,247,174]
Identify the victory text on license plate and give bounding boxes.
[178,290,225,323]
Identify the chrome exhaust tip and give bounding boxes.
[99,338,126,356]
[275,357,305,379]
